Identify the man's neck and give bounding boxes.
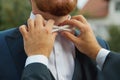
[32,11,70,25]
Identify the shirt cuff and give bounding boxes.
[96,48,110,70]
[25,55,48,67]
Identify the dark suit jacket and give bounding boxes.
[21,63,54,80]
[21,52,120,80]
[0,28,111,80]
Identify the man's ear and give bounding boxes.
[31,0,40,14]
[31,0,36,6]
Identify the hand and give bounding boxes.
[61,15,101,60]
[19,14,57,58]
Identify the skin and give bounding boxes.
[61,15,101,60]
[19,14,101,60]
[30,0,70,25]
[20,0,102,60]
[19,15,57,58]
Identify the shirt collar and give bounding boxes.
[29,12,73,32]
[30,12,36,19]
[29,12,76,58]
[30,12,71,21]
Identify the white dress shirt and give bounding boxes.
[28,13,75,80]
[25,12,110,80]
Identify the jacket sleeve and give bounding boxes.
[21,63,54,80]
[102,52,120,80]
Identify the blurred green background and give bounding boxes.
[0,0,31,30]
[0,0,120,52]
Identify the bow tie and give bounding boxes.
[52,25,74,32]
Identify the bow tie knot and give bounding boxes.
[52,25,73,32]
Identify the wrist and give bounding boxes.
[27,52,50,58]
[88,46,102,60]
[25,55,48,67]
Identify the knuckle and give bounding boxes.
[19,26,24,31]
[72,19,76,22]
[77,15,83,19]
[48,19,55,24]
[36,14,43,19]
[28,19,34,26]
[28,18,32,23]
[19,26,22,30]
[79,15,83,17]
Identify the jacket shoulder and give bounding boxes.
[0,28,18,46]
[0,28,18,37]
[96,37,109,50]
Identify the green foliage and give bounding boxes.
[0,0,120,53]
[0,1,80,31]
[108,25,120,52]
[70,7,79,16]
[0,0,31,31]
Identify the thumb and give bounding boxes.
[61,31,77,43]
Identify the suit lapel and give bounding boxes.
[5,27,98,80]
[72,58,83,80]
[73,48,100,80]
[5,28,27,78]
[72,49,83,80]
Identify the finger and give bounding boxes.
[35,14,44,29]
[45,19,55,32]
[19,25,28,39]
[27,18,34,31]
[52,32,58,40]
[61,31,78,43]
[72,15,87,24]
[62,19,84,31]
